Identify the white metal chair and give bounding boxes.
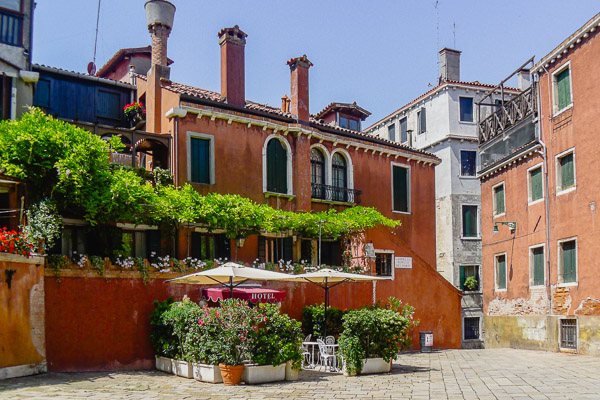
[325,335,335,345]
[317,339,337,372]
[301,334,313,368]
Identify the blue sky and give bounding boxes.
[32,1,599,125]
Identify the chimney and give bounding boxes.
[518,68,531,90]
[287,55,313,123]
[218,25,247,107]
[145,0,175,79]
[281,94,290,113]
[439,48,461,82]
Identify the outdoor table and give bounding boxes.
[302,341,320,369]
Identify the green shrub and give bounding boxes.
[161,296,202,360]
[149,297,177,358]
[302,303,345,338]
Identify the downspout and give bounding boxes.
[536,66,553,316]
[27,0,34,70]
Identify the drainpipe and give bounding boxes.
[536,66,553,317]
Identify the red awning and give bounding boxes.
[201,287,286,304]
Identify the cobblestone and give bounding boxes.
[1,349,599,399]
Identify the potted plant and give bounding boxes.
[338,297,418,376]
[464,276,479,291]
[161,296,201,378]
[149,297,177,373]
[185,305,224,383]
[123,102,145,127]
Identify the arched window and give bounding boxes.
[311,148,325,199]
[332,153,347,201]
[266,139,288,193]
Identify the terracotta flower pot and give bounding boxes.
[219,363,244,386]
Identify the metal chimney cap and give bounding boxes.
[145,0,176,29]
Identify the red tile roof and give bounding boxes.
[315,102,371,120]
[96,46,174,78]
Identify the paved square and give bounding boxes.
[1,349,599,399]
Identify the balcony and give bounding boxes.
[0,8,23,47]
[479,85,537,145]
[311,183,361,204]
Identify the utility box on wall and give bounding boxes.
[0,254,46,379]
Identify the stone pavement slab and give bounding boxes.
[1,349,599,399]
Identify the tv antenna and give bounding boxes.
[435,0,440,77]
[453,22,456,48]
[88,0,101,75]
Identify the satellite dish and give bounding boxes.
[87,62,96,75]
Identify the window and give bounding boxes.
[190,137,210,184]
[388,124,395,142]
[400,117,408,144]
[392,165,409,213]
[530,245,545,287]
[339,116,359,131]
[190,232,215,260]
[460,150,476,176]
[310,148,325,199]
[558,238,577,284]
[493,182,505,216]
[556,151,575,193]
[97,90,121,119]
[554,66,572,112]
[462,205,478,238]
[417,108,426,134]
[560,319,577,349]
[459,97,473,122]
[320,240,342,267]
[0,74,12,120]
[266,138,288,194]
[33,79,51,109]
[0,2,23,46]
[528,165,543,203]
[375,252,392,277]
[258,235,293,264]
[495,253,507,290]
[0,0,21,11]
[459,265,479,291]
[463,317,480,340]
[332,153,347,202]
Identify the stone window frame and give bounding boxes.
[187,131,215,185]
[551,60,573,116]
[374,249,394,280]
[528,243,546,289]
[492,181,506,218]
[555,147,576,196]
[557,236,578,287]
[494,252,508,292]
[462,315,481,341]
[390,161,411,215]
[262,134,294,196]
[460,203,480,240]
[527,162,544,206]
[459,148,477,178]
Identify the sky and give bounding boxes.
[32,1,599,125]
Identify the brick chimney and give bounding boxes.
[287,55,313,123]
[144,0,175,133]
[218,25,247,107]
[439,48,461,82]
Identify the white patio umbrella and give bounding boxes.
[283,269,385,338]
[166,262,293,296]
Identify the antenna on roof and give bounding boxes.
[88,0,102,75]
[453,22,456,48]
[435,0,440,78]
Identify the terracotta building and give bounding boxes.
[478,12,600,355]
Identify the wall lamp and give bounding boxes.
[235,236,246,248]
[494,221,516,233]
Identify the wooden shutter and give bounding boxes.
[388,124,395,141]
[495,185,505,214]
[497,256,506,289]
[533,247,544,286]
[267,139,287,193]
[530,167,543,201]
[190,137,210,184]
[560,154,574,189]
[557,69,571,110]
[393,166,408,212]
[462,206,477,237]
[459,265,465,290]
[419,108,426,133]
[400,118,408,143]
[562,241,576,282]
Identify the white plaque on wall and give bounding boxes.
[395,256,412,269]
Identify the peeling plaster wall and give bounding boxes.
[488,288,550,316]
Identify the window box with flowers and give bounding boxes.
[123,102,146,127]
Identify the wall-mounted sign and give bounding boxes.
[395,256,412,269]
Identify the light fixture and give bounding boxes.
[494,221,516,233]
[235,236,246,248]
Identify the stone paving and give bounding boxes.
[1,349,599,399]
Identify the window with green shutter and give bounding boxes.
[190,137,210,184]
[417,108,426,134]
[529,166,543,202]
[556,68,571,111]
[266,139,288,194]
[462,205,478,238]
[531,246,545,286]
[559,153,574,191]
[560,240,577,283]
[392,165,409,212]
[494,184,505,215]
[460,265,479,291]
[400,118,408,143]
[496,254,506,290]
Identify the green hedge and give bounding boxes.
[302,303,345,338]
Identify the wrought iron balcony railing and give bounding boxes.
[479,85,537,145]
[0,9,23,47]
[311,183,361,204]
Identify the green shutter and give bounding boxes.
[495,185,505,215]
[459,266,465,290]
[562,241,576,282]
[533,247,545,286]
[190,137,210,184]
[393,166,408,212]
[462,206,477,237]
[557,69,571,110]
[560,153,574,189]
[530,167,543,201]
[497,255,506,289]
[267,139,287,193]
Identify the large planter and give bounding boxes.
[155,356,173,374]
[192,363,222,384]
[172,359,193,378]
[242,363,286,384]
[285,361,299,381]
[343,357,392,376]
[219,364,244,386]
